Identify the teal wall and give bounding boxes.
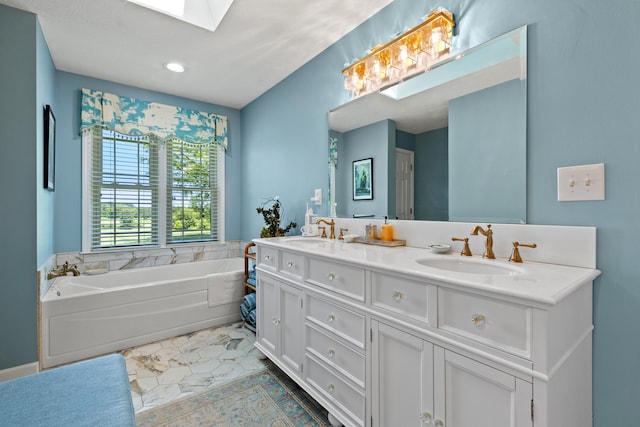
[241,0,640,425]
[449,79,526,223]
[53,72,243,252]
[336,120,394,218]
[0,5,40,369]
[415,128,448,221]
[36,18,56,266]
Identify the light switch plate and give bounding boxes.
[557,163,605,201]
[314,188,322,205]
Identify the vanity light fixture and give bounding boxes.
[166,62,185,73]
[342,8,455,98]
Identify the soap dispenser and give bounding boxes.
[380,216,394,241]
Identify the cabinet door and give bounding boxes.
[434,348,532,427]
[257,274,279,356]
[372,321,434,427]
[280,281,303,374]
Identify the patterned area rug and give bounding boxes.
[136,362,329,426]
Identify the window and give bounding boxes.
[83,129,224,251]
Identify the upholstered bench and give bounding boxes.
[0,354,135,426]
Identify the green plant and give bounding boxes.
[256,197,297,238]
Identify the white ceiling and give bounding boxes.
[0,0,393,109]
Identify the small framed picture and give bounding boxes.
[353,158,373,200]
[44,104,56,191]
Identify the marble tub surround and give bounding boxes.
[121,322,265,413]
[40,240,243,297]
[312,219,596,269]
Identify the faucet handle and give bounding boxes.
[319,226,327,238]
[452,237,472,256]
[509,242,537,263]
[339,228,348,240]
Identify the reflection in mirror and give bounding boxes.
[328,26,527,224]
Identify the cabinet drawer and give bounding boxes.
[438,288,531,357]
[306,295,366,349]
[257,246,278,271]
[306,324,365,387]
[371,273,435,326]
[279,250,304,282]
[305,354,365,426]
[308,258,365,301]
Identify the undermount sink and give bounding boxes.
[416,258,521,276]
[285,238,330,247]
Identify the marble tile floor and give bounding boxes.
[119,322,266,414]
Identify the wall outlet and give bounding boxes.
[313,188,322,205]
[557,163,605,201]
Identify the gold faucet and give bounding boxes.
[47,261,81,279]
[452,237,472,256]
[316,218,336,239]
[509,242,537,263]
[339,227,348,240]
[470,224,495,259]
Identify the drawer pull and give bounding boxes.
[419,411,433,424]
[272,316,280,326]
[328,314,335,323]
[287,260,294,268]
[328,383,335,393]
[471,313,486,327]
[263,255,272,261]
[328,348,335,358]
[327,273,336,281]
[392,290,403,301]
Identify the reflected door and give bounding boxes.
[396,148,414,220]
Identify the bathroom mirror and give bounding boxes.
[328,26,527,223]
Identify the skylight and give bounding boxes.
[128,0,234,32]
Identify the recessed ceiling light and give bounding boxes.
[166,62,185,73]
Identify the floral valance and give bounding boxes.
[80,88,228,149]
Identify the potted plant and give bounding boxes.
[256,197,297,238]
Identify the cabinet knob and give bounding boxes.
[434,420,444,427]
[328,314,335,323]
[328,348,335,358]
[264,255,271,261]
[419,411,433,424]
[392,290,403,302]
[287,260,294,268]
[328,383,335,393]
[327,273,336,281]
[471,313,486,327]
[272,316,280,326]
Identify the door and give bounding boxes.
[372,321,434,427]
[279,282,303,374]
[256,274,279,357]
[395,148,414,220]
[433,348,533,427]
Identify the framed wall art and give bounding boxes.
[44,104,56,191]
[353,157,373,200]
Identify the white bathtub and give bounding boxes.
[41,258,245,368]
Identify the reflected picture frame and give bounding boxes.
[44,104,56,191]
[353,157,373,200]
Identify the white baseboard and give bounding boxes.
[0,362,39,382]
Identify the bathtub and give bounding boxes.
[41,258,245,368]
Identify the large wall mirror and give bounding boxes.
[328,26,527,223]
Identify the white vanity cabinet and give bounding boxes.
[256,271,304,380]
[254,239,598,427]
[372,320,532,427]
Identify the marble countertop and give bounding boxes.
[254,236,601,307]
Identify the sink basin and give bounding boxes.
[416,258,520,276]
[285,238,330,247]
